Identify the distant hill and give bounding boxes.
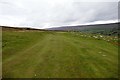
[1,26,47,31]
[47,22,120,36]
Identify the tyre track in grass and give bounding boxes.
[33,33,83,78]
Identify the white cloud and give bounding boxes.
[0,0,119,29]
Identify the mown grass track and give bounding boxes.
[2,31,118,78]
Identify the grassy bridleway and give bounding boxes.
[2,31,118,78]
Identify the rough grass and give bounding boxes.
[2,31,118,78]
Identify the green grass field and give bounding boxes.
[2,31,118,78]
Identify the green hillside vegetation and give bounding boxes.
[2,28,118,78]
[80,26,119,36]
[48,22,119,36]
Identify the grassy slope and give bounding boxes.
[2,31,118,78]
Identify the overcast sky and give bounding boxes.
[0,0,119,29]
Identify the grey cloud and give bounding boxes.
[0,0,119,28]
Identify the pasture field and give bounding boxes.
[2,31,118,78]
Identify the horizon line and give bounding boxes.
[0,20,119,29]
